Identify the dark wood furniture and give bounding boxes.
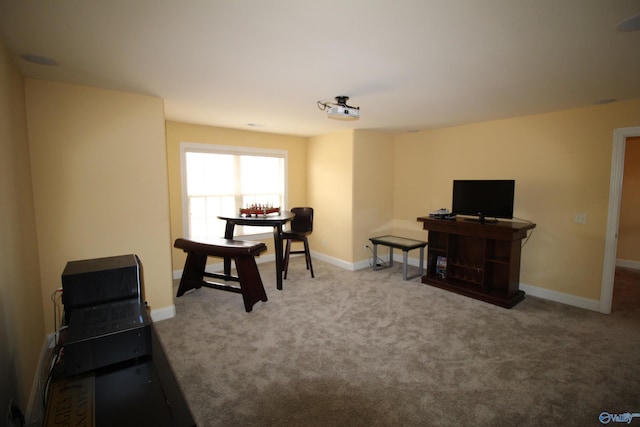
[45,322,196,427]
[369,235,428,280]
[46,255,195,426]
[174,237,268,312]
[218,211,295,290]
[283,207,315,279]
[416,216,536,308]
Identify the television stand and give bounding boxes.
[416,216,535,308]
[461,215,498,224]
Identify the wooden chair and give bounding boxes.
[283,207,314,279]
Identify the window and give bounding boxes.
[180,143,287,240]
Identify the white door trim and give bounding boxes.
[600,126,640,313]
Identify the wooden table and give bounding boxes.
[218,211,295,290]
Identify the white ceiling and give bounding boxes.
[1,0,639,137]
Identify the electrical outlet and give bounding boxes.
[364,244,369,252]
[574,213,588,224]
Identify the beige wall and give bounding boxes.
[0,43,45,418]
[2,41,638,420]
[618,136,640,262]
[352,130,396,261]
[394,100,640,300]
[25,79,173,330]
[165,121,308,271]
[308,131,354,262]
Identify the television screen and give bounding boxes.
[452,180,515,220]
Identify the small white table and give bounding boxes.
[369,235,428,280]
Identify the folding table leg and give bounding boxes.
[403,250,409,280]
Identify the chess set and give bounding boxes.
[239,204,280,217]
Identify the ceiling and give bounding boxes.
[1,0,639,137]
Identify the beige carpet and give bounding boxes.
[154,260,640,427]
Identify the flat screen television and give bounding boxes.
[452,180,515,223]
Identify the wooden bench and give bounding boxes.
[174,238,268,312]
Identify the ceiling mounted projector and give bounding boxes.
[317,96,360,121]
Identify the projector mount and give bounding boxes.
[317,96,359,111]
[317,96,360,120]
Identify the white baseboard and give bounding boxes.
[616,258,640,270]
[520,282,601,312]
[353,259,372,270]
[150,305,176,322]
[311,251,358,271]
[171,252,608,313]
[351,254,602,313]
[355,254,604,312]
[171,251,420,276]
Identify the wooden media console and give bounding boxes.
[416,216,536,308]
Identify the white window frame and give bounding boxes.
[180,142,288,240]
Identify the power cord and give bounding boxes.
[513,216,536,248]
[50,288,63,347]
[42,287,64,410]
[366,245,387,268]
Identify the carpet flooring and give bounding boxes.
[154,260,640,427]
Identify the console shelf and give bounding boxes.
[416,216,535,308]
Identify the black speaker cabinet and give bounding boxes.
[62,254,143,322]
[54,299,152,379]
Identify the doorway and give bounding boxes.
[612,267,640,312]
[612,136,640,311]
[601,127,640,313]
